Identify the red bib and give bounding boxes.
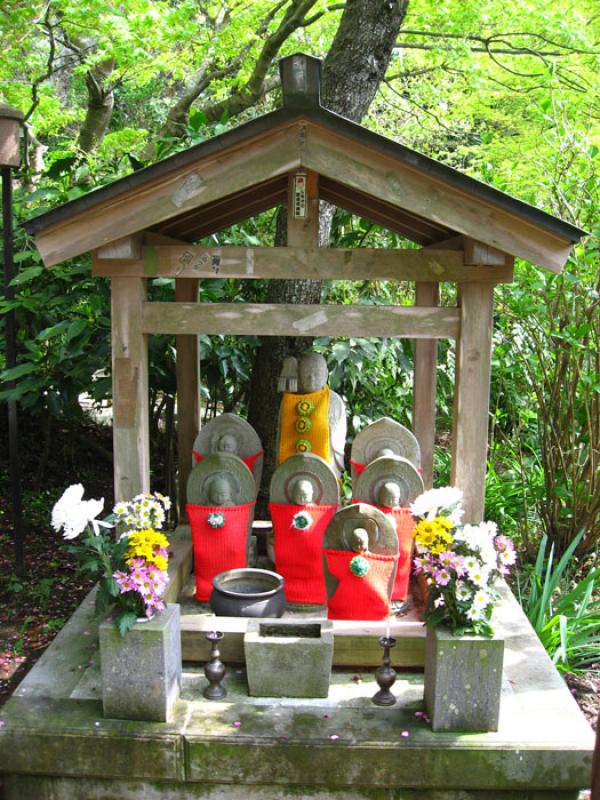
[372,506,416,601]
[187,502,255,602]
[269,503,338,604]
[323,549,397,620]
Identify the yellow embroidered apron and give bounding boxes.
[278,386,330,464]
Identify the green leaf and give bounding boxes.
[117,612,138,637]
[0,362,38,382]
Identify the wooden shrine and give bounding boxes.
[24,54,586,524]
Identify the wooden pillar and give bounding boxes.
[111,276,150,502]
[175,278,200,518]
[451,282,494,523]
[413,282,438,488]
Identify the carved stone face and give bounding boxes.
[297,353,328,394]
[209,477,234,506]
[378,481,401,509]
[216,434,237,454]
[291,479,314,505]
[351,527,370,553]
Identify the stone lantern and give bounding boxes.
[0,103,24,167]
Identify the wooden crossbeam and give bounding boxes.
[142,302,460,339]
[92,245,513,283]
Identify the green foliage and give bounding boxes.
[0,0,597,568]
[518,530,600,672]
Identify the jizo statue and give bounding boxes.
[277,352,346,478]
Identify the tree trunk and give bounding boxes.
[247,0,409,516]
[78,60,115,153]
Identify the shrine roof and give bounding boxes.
[25,54,587,272]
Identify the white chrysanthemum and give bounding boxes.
[467,564,491,587]
[466,605,484,621]
[472,589,491,608]
[51,484,105,540]
[455,581,472,602]
[410,487,463,521]
[113,502,128,516]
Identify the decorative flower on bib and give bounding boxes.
[291,510,313,531]
[296,439,312,453]
[207,512,226,529]
[349,555,370,578]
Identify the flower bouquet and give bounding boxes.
[52,485,171,636]
[410,487,516,637]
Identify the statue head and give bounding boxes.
[208,476,234,506]
[291,478,314,506]
[378,481,401,509]
[297,352,328,394]
[375,447,395,459]
[215,433,238,455]
[351,527,370,553]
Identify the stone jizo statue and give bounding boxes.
[192,413,263,494]
[269,453,339,605]
[186,453,256,603]
[322,504,398,621]
[277,352,346,478]
[353,456,423,603]
[350,417,421,484]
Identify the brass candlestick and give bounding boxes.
[372,636,397,706]
[204,631,227,700]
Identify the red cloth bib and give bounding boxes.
[192,450,264,474]
[323,549,397,620]
[350,460,366,476]
[187,502,255,602]
[269,503,338,604]
[372,505,416,601]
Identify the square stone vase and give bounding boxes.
[424,625,504,732]
[99,603,181,722]
[244,620,334,698]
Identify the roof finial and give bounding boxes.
[279,53,322,110]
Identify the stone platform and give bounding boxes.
[0,526,594,799]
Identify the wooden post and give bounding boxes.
[451,282,494,523]
[414,282,438,489]
[111,276,150,501]
[175,278,200,518]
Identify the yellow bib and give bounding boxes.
[278,386,330,465]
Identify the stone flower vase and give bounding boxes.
[99,603,182,722]
[424,624,504,732]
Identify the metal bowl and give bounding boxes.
[210,568,286,618]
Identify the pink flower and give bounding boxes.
[434,568,452,586]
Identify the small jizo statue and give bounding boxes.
[192,413,264,494]
[350,417,421,484]
[277,352,346,478]
[322,504,398,621]
[354,456,424,603]
[269,453,339,605]
[186,453,256,603]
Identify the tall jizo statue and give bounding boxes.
[276,352,346,479]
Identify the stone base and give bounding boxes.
[424,625,504,732]
[0,531,594,799]
[244,620,334,697]
[1,775,582,800]
[99,603,181,722]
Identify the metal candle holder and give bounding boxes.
[203,631,227,700]
[372,636,397,706]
